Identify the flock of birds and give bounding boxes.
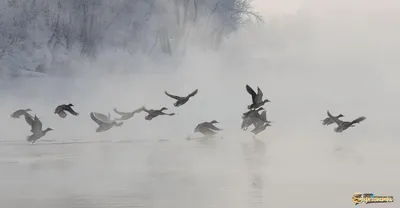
[10,85,367,144]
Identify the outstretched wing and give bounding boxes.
[187,89,198,98]
[204,123,223,131]
[133,106,145,114]
[24,112,34,127]
[113,108,127,116]
[256,87,264,103]
[32,115,43,133]
[259,110,267,122]
[246,85,257,104]
[165,91,183,100]
[90,112,106,126]
[327,111,343,126]
[65,107,79,115]
[351,116,366,124]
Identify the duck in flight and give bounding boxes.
[322,113,344,126]
[241,108,271,131]
[26,115,53,144]
[142,107,175,120]
[113,106,144,121]
[164,89,198,107]
[246,85,270,110]
[194,120,222,136]
[11,108,32,118]
[54,103,79,118]
[327,111,366,133]
[90,112,123,132]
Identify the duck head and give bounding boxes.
[145,115,152,120]
[338,114,344,118]
[26,108,32,112]
[262,99,270,103]
[160,107,168,111]
[45,128,54,132]
[68,103,74,107]
[210,120,219,124]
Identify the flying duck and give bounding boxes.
[54,103,79,118]
[327,111,366,133]
[194,120,222,136]
[26,115,53,144]
[165,89,198,107]
[246,85,270,110]
[322,113,344,126]
[11,108,32,118]
[142,107,175,120]
[90,112,123,132]
[113,106,145,121]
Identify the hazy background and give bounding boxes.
[0,0,399,207]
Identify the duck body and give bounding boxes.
[143,107,175,120]
[246,85,270,110]
[113,107,144,121]
[26,115,53,144]
[165,89,198,107]
[11,108,32,118]
[54,104,79,118]
[327,111,366,133]
[90,112,123,132]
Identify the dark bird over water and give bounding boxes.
[113,106,145,121]
[194,120,222,137]
[246,85,270,110]
[143,107,175,120]
[54,104,79,118]
[90,112,123,133]
[26,115,53,144]
[322,113,344,126]
[165,89,198,107]
[327,111,366,133]
[11,108,32,118]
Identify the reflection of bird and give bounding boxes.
[11,108,32,118]
[194,120,222,136]
[54,103,79,118]
[322,113,344,126]
[327,111,366,133]
[113,106,144,121]
[26,115,53,144]
[246,85,270,110]
[142,107,175,120]
[90,112,123,132]
[164,89,198,107]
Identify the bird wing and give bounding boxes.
[24,112,34,127]
[327,111,343,126]
[65,106,79,115]
[256,87,264,103]
[90,112,107,126]
[165,91,183,100]
[133,106,145,114]
[113,108,127,116]
[187,89,198,98]
[54,105,63,114]
[32,115,43,133]
[351,116,366,124]
[246,85,257,104]
[259,110,267,122]
[204,123,222,131]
